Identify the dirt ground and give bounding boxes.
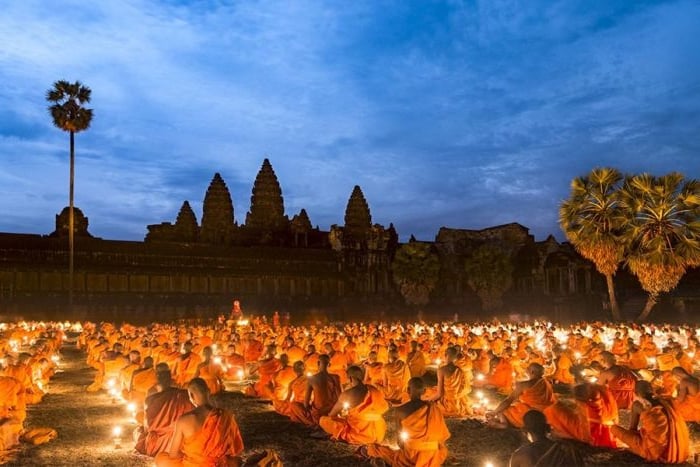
[6,343,700,467]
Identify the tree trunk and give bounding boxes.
[68,131,74,308]
[636,294,658,322]
[605,274,621,321]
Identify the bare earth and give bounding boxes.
[6,343,700,467]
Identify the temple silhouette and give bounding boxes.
[0,159,696,321]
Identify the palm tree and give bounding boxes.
[620,173,700,321]
[559,168,626,320]
[46,80,93,306]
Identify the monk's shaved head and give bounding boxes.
[143,356,154,368]
[527,363,545,379]
[408,377,426,397]
[346,365,364,382]
[523,409,549,438]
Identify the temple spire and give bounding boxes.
[200,173,235,244]
[344,185,372,241]
[174,200,198,242]
[245,158,287,231]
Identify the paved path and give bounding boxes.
[7,344,151,467]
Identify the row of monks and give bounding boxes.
[79,317,700,465]
[0,322,65,456]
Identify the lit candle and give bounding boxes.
[484,461,494,467]
[306,372,313,377]
[476,390,484,400]
[112,425,122,448]
[476,373,485,382]
[574,352,582,360]
[435,358,442,366]
[213,356,222,365]
[399,430,409,441]
[236,369,245,380]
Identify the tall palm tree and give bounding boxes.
[46,80,93,307]
[559,167,626,320]
[621,173,700,321]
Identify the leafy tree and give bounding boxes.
[620,173,700,321]
[464,243,514,312]
[391,241,440,306]
[46,80,93,306]
[559,168,626,320]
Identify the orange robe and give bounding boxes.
[135,388,194,456]
[543,400,591,443]
[0,376,26,423]
[367,402,450,467]
[246,358,282,399]
[272,366,297,401]
[435,367,471,418]
[287,373,341,426]
[328,351,349,386]
[319,385,389,444]
[407,351,427,378]
[675,390,700,422]
[130,368,158,406]
[553,354,575,385]
[503,378,556,428]
[273,375,307,417]
[197,363,223,395]
[155,408,244,467]
[364,363,384,386]
[607,367,636,410]
[611,400,689,464]
[581,384,618,448]
[383,360,411,403]
[173,354,202,388]
[488,358,514,394]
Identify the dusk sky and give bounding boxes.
[1,0,698,242]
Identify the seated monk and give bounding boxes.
[382,349,411,404]
[486,355,514,395]
[0,375,25,452]
[318,365,389,444]
[363,351,384,387]
[573,382,618,448]
[598,351,637,410]
[155,378,244,467]
[129,357,158,409]
[325,342,349,386]
[273,361,308,417]
[287,354,341,426]
[611,380,690,464]
[672,366,700,422]
[427,346,471,418]
[135,368,194,456]
[194,347,224,396]
[270,354,297,403]
[406,341,427,378]
[172,342,201,388]
[509,410,584,467]
[364,377,450,466]
[552,347,575,386]
[222,344,245,381]
[542,399,591,444]
[119,350,142,397]
[488,363,555,429]
[303,344,320,375]
[245,344,281,399]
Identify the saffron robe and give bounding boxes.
[607,367,637,410]
[503,378,556,428]
[367,402,450,467]
[135,388,194,456]
[287,373,341,426]
[435,367,471,418]
[581,384,618,448]
[383,360,411,403]
[675,390,700,422]
[155,408,244,467]
[319,385,389,444]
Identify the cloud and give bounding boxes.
[0,0,698,243]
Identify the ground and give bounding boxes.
[5,342,700,466]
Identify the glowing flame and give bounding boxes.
[112,425,122,437]
[399,430,409,441]
[236,369,245,380]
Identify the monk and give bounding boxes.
[155,378,244,467]
[245,345,281,399]
[318,366,389,444]
[222,344,246,381]
[598,351,637,410]
[325,342,349,386]
[119,350,142,397]
[128,356,158,418]
[488,363,555,429]
[509,410,584,467]
[363,351,384,387]
[364,377,450,466]
[273,361,308,417]
[572,382,618,448]
[406,341,427,378]
[172,342,201,388]
[0,375,25,452]
[270,354,297,402]
[552,346,575,385]
[382,349,411,404]
[194,347,224,396]
[672,366,700,422]
[611,380,690,464]
[486,355,514,395]
[427,346,471,417]
[135,368,194,456]
[303,344,320,375]
[287,354,341,426]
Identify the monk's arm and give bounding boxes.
[194,364,202,379]
[676,381,688,403]
[628,401,643,430]
[327,394,345,418]
[493,383,523,414]
[303,380,313,408]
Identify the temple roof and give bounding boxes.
[200,173,235,244]
[344,185,372,240]
[245,158,287,231]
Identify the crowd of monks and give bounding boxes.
[4,316,700,466]
[0,321,65,456]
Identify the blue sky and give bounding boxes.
[0,0,698,242]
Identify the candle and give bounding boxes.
[435,358,442,366]
[484,461,494,467]
[399,430,409,441]
[236,369,245,380]
[112,425,122,448]
[476,373,485,382]
[213,356,222,365]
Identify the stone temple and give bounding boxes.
[0,158,696,321]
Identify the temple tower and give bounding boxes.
[173,201,198,242]
[200,173,235,244]
[291,208,312,247]
[245,158,287,232]
[343,185,372,242]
